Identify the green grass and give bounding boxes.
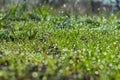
[0,5,120,80]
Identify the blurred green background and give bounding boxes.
[0,0,120,15]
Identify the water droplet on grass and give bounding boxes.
[103,52,107,55]
[69,60,73,64]
[95,71,99,75]
[32,72,38,78]
[62,48,68,52]
[100,65,104,69]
